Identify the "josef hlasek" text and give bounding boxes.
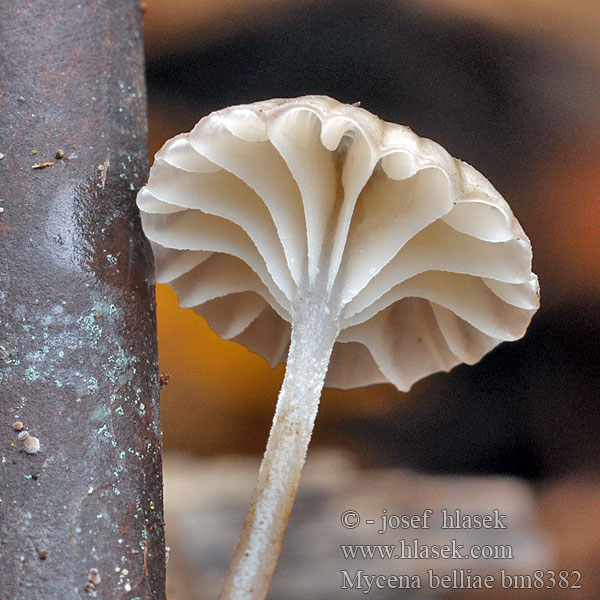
[377,508,507,534]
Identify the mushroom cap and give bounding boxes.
[138,96,539,392]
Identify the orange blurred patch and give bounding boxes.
[157,284,283,454]
[526,141,600,303]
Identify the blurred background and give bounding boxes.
[141,0,600,598]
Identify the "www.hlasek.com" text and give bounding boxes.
[340,539,513,560]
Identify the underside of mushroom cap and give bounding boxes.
[138,95,539,392]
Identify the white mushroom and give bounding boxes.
[138,95,539,599]
[17,430,41,455]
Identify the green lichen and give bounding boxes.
[96,424,112,439]
[79,313,103,344]
[91,405,109,422]
[87,376,99,393]
[24,366,39,381]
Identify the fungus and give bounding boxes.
[137,96,539,599]
[87,568,101,585]
[17,430,40,455]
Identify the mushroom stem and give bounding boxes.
[220,297,339,600]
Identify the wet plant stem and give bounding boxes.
[219,298,339,600]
